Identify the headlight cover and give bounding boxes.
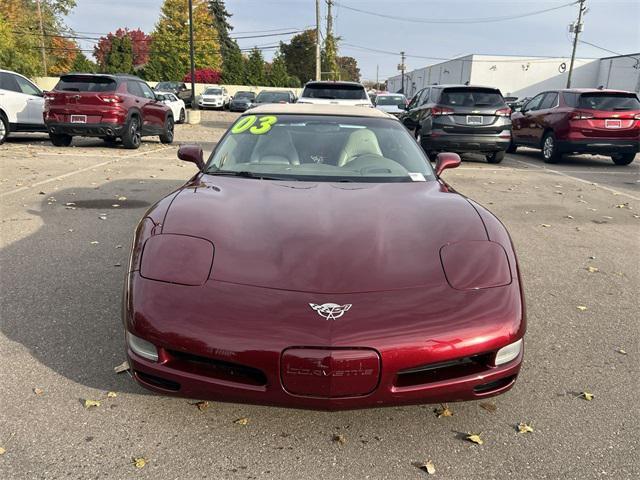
[440,241,512,290]
[127,331,159,362]
[494,339,523,366]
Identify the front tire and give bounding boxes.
[506,139,517,153]
[486,151,505,164]
[122,116,141,149]
[542,132,561,163]
[178,108,186,124]
[0,112,9,145]
[159,116,174,144]
[611,153,635,165]
[50,133,72,147]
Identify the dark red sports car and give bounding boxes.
[123,104,525,410]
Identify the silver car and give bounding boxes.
[374,93,407,117]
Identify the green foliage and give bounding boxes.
[245,47,265,86]
[338,56,361,82]
[70,52,98,73]
[146,0,222,81]
[322,34,339,80]
[280,29,316,86]
[267,54,290,87]
[104,35,134,74]
[221,41,245,84]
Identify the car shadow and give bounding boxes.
[0,179,185,394]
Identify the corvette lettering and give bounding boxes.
[309,303,352,320]
[285,365,374,377]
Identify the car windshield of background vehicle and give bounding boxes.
[205,88,222,95]
[302,84,368,100]
[56,76,116,92]
[256,92,290,103]
[207,115,434,182]
[376,95,405,106]
[440,88,505,108]
[235,92,255,99]
[156,82,178,90]
[577,93,640,111]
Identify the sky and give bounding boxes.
[67,0,640,81]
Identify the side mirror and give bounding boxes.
[435,152,461,176]
[178,144,205,171]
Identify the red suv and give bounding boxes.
[509,89,639,165]
[44,74,174,149]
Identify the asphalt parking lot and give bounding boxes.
[1,111,638,480]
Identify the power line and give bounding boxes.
[333,0,578,24]
[577,39,625,57]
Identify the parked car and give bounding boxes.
[297,81,373,107]
[373,93,407,117]
[229,91,256,112]
[509,88,640,165]
[0,69,47,144]
[44,73,174,149]
[198,86,230,110]
[252,90,296,106]
[399,85,512,164]
[156,91,186,124]
[123,103,525,410]
[154,81,192,107]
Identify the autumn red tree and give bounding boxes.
[183,68,222,84]
[94,28,151,70]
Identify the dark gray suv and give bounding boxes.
[400,85,512,163]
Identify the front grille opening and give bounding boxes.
[473,375,516,394]
[168,350,267,387]
[136,371,180,391]
[395,354,491,388]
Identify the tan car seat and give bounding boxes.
[249,127,300,165]
[337,129,383,167]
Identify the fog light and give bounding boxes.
[494,339,522,366]
[127,332,158,362]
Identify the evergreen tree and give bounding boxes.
[147,0,222,80]
[221,42,245,84]
[267,53,290,87]
[322,34,339,81]
[70,52,98,73]
[104,35,134,74]
[280,29,316,85]
[208,1,242,83]
[245,47,266,86]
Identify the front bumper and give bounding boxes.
[556,138,639,155]
[124,274,525,410]
[422,132,511,153]
[198,100,224,109]
[229,103,250,112]
[46,121,124,137]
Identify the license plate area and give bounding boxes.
[70,115,87,123]
[605,119,622,129]
[466,115,483,125]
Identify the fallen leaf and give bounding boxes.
[517,422,534,434]
[233,417,249,425]
[33,387,44,395]
[565,215,574,219]
[118,196,127,201]
[479,402,497,412]
[540,224,551,228]
[419,460,436,475]
[581,391,594,401]
[113,263,122,267]
[194,401,209,411]
[114,361,130,374]
[586,266,599,273]
[115,244,123,249]
[90,241,99,245]
[112,204,120,208]
[0,447,5,455]
[617,348,627,355]
[107,391,117,398]
[577,305,588,311]
[83,399,101,408]
[466,433,483,445]
[332,434,346,445]
[132,457,146,469]
[65,202,75,206]
[434,404,453,418]
[615,203,628,209]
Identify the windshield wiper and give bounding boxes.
[206,170,296,181]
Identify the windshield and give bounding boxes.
[302,83,368,100]
[376,95,405,106]
[56,76,116,92]
[156,82,178,89]
[439,88,505,108]
[578,93,640,111]
[204,88,222,95]
[207,114,434,182]
[235,92,255,100]
[256,91,291,103]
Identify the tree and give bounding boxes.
[322,34,339,81]
[280,29,316,86]
[245,47,265,86]
[267,54,290,87]
[221,42,245,84]
[48,37,78,75]
[103,35,134,74]
[70,52,98,73]
[183,68,221,84]
[208,0,243,84]
[146,0,222,81]
[337,56,361,82]
[94,28,151,71]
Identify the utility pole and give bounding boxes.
[327,0,333,37]
[399,51,406,94]
[188,0,196,108]
[566,0,586,88]
[376,64,379,91]
[315,0,321,81]
[35,0,47,76]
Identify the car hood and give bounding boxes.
[377,105,404,113]
[160,177,488,293]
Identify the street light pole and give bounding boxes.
[315,0,321,81]
[566,0,586,88]
[188,0,196,108]
[399,51,406,94]
[35,0,47,76]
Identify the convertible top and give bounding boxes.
[247,103,395,119]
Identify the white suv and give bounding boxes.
[198,86,230,110]
[0,69,47,144]
[297,81,372,107]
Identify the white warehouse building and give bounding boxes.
[386,53,640,100]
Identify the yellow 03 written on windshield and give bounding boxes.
[231,115,278,135]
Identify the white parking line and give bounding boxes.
[0,146,173,198]
[511,158,640,201]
